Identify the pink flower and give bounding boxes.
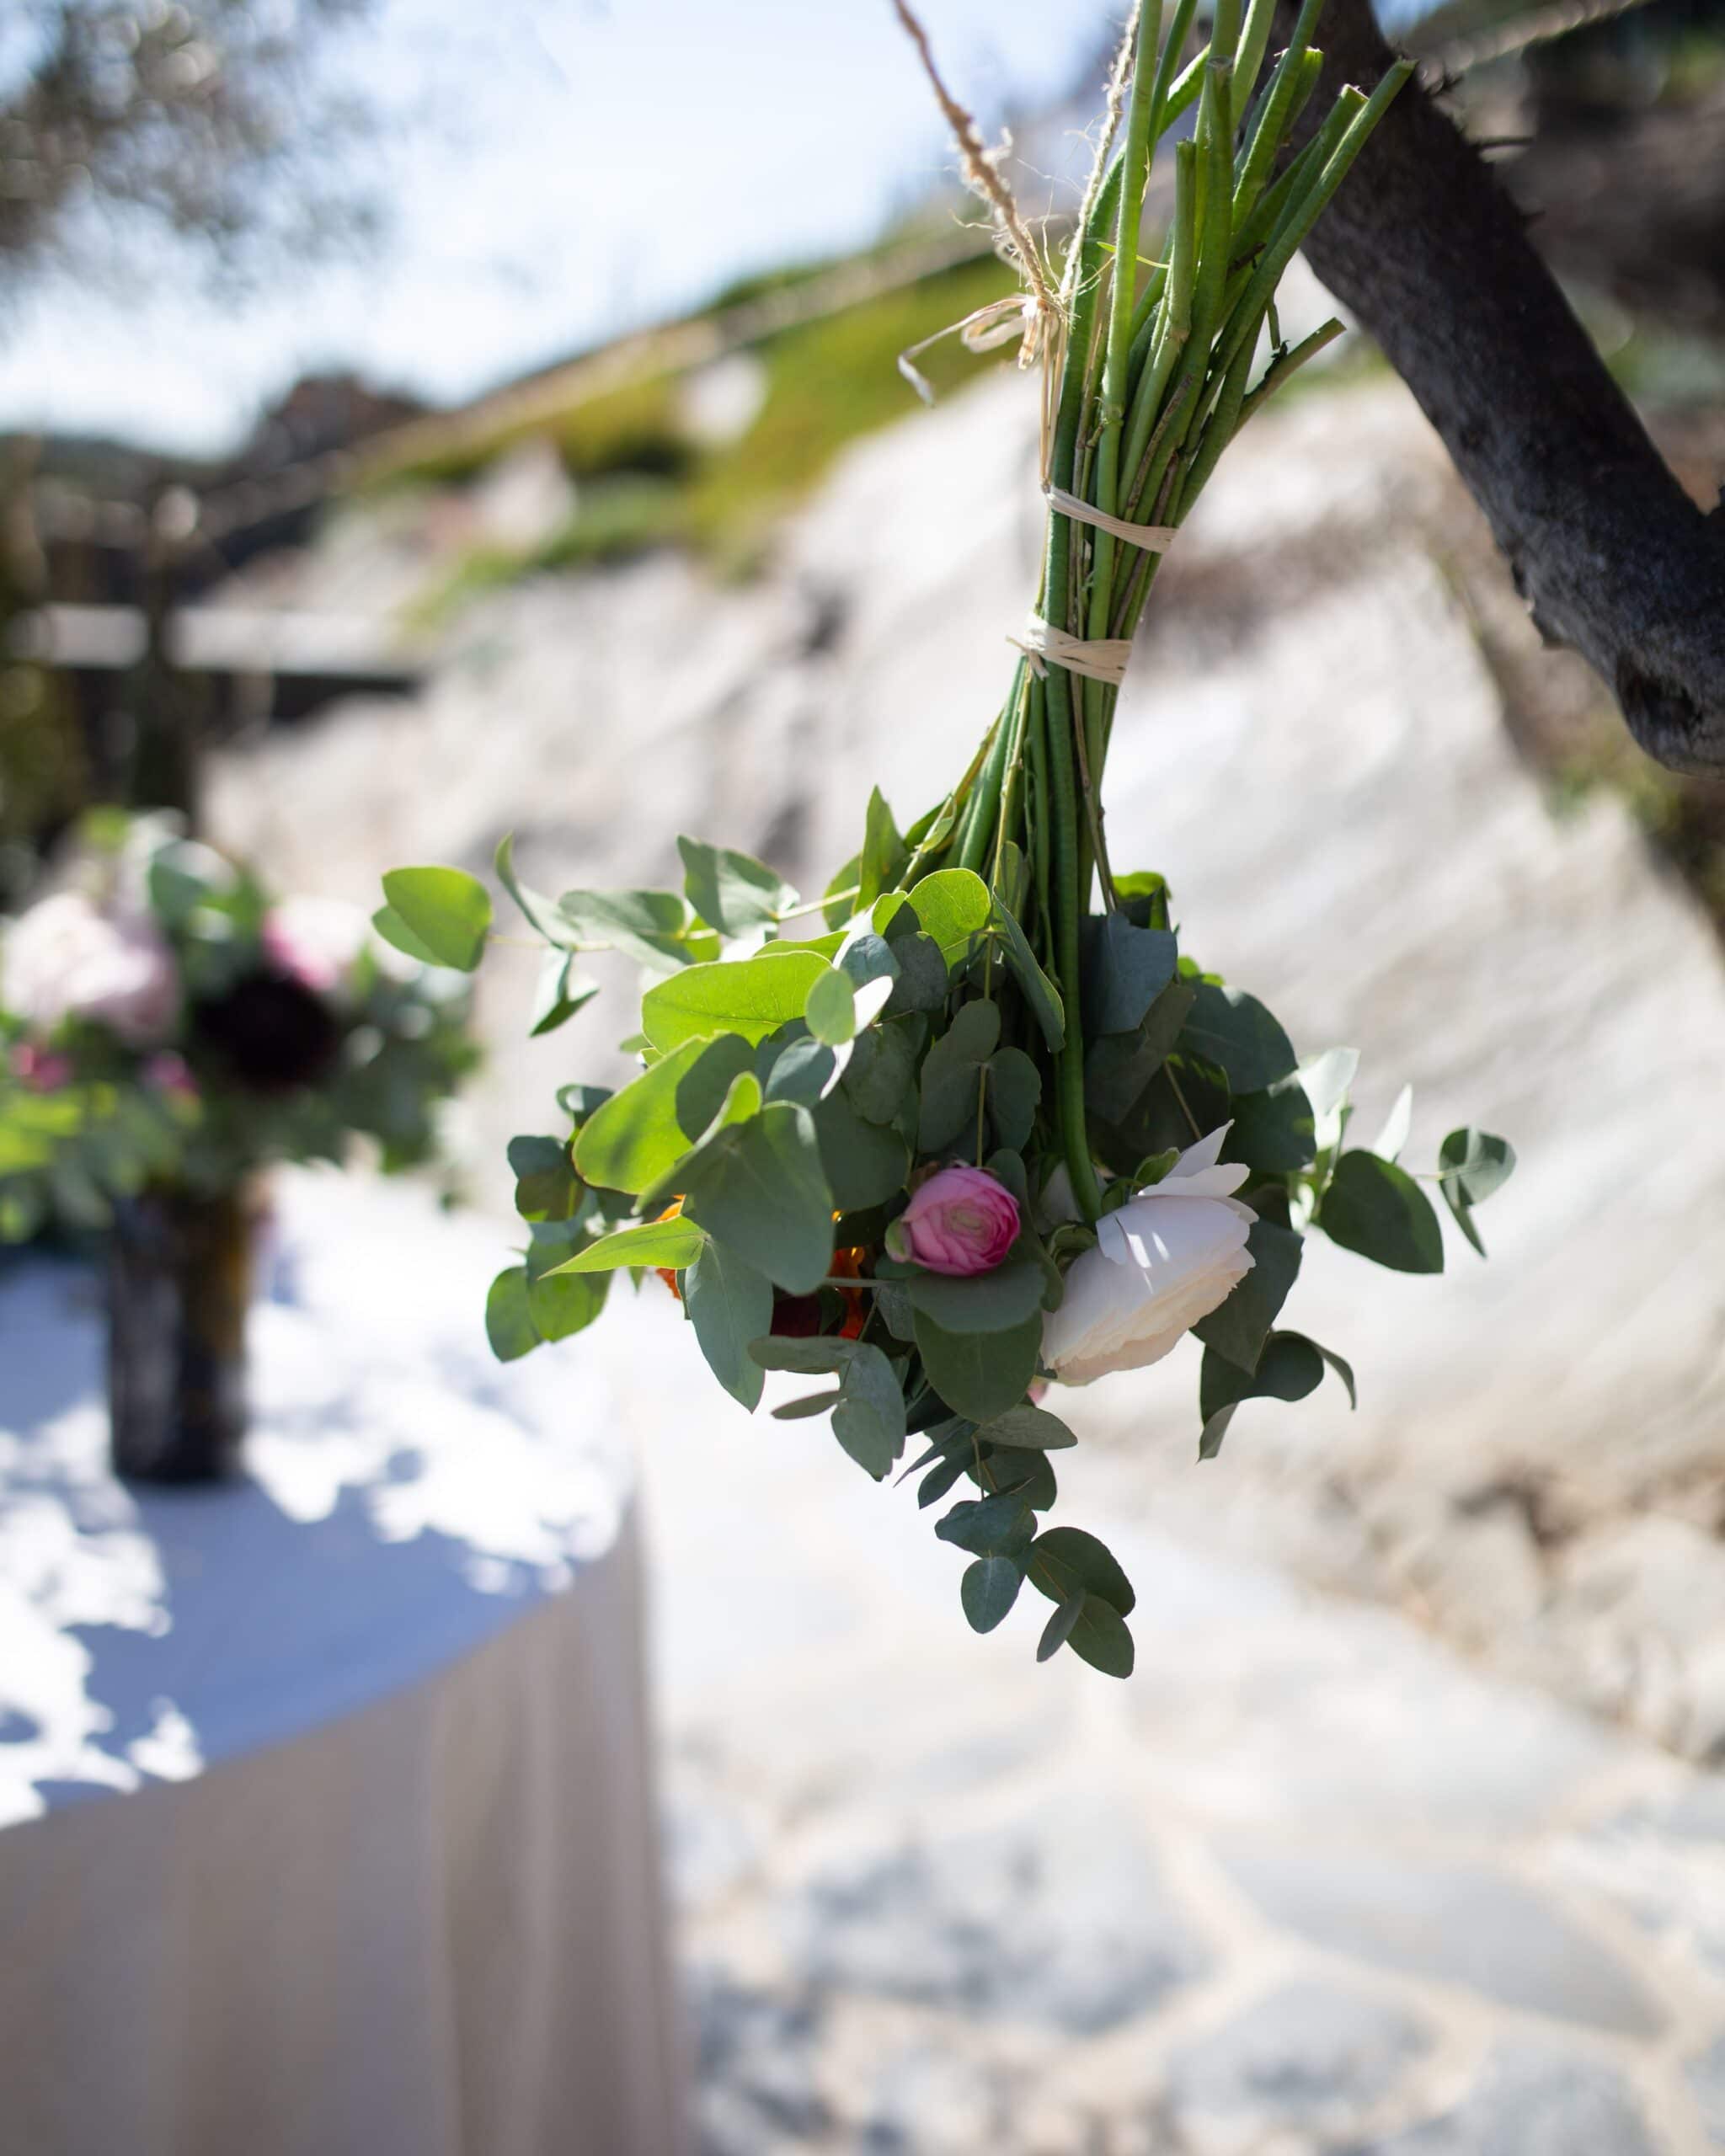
[886,1166,1021,1277]
[261,896,371,996]
[142,1051,199,1102]
[2,892,179,1046]
[12,1043,72,1093]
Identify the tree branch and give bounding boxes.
[1274,0,1725,776]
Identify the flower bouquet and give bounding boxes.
[1,811,478,1478]
[378,0,1513,1674]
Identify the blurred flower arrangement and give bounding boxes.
[0,811,478,1244]
[379,0,1514,1674]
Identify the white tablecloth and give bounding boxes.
[0,1172,687,2156]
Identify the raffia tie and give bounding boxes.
[1013,494,1178,687]
[1011,617,1135,688]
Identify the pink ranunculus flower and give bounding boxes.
[2,891,179,1047]
[886,1165,1021,1277]
[142,1050,199,1102]
[260,895,371,997]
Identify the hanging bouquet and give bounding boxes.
[377,0,1513,1677]
[0,812,478,1240]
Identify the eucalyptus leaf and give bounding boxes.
[681,1102,834,1293]
[900,1261,1045,1335]
[857,787,909,907]
[485,1267,538,1362]
[1321,1151,1445,1274]
[1437,1128,1515,1256]
[677,835,797,936]
[495,833,579,947]
[763,1035,841,1107]
[1037,1595,1085,1662]
[804,965,857,1047]
[686,1241,773,1410]
[961,1556,1023,1634]
[643,952,830,1052]
[988,1447,1057,1511]
[879,929,948,1016]
[1180,981,1297,1093]
[841,1021,919,1125]
[1225,1076,1316,1173]
[558,886,695,972]
[811,1087,910,1210]
[1065,1593,1135,1678]
[772,1391,841,1421]
[989,892,1064,1049]
[526,1263,609,1344]
[574,1037,716,1193]
[508,1134,578,1223]
[974,1403,1077,1451]
[936,1492,1034,1557]
[918,999,1001,1152]
[1193,1217,1303,1373]
[1086,913,1178,1036]
[913,1305,1041,1423]
[1025,1526,1135,1615]
[378,867,491,972]
[551,1213,704,1274]
[905,867,992,965]
[529,949,598,1038]
[1200,1330,1326,1422]
[985,1048,1040,1152]
[1085,978,1196,1124]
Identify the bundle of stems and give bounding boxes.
[902,0,1410,1223]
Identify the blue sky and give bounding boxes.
[0,0,1114,456]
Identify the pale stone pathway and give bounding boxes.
[579,1289,1725,2156]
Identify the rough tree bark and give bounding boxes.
[1275,0,1725,776]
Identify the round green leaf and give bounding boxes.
[805,965,858,1047]
[485,1267,539,1362]
[642,952,830,1052]
[1320,1150,1445,1274]
[961,1556,1024,1634]
[379,867,492,972]
[1026,1526,1136,1617]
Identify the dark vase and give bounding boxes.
[107,1185,254,1483]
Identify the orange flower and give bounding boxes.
[655,1198,685,1299]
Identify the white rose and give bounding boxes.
[261,895,371,996]
[1043,1125,1256,1386]
[2,892,179,1047]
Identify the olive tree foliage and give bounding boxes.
[0,0,381,291]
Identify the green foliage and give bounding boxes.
[686,1240,774,1409]
[1086,913,1178,1036]
[554,1213,705,1273]
[913,1305,1041,1422]
[643,952,830,1052]
[1179,983,1297,1093]
[961,1555,1023,1632]
[486,1267,538,1362]
[1194,1217,1302,1372]
[1198,1329,1352,1459]
[377,867,491,972]
[1436,1127,1516,1257]
[681,1102,833,1292]
[1320,1150,1445,1273]
[678,836,796,937]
